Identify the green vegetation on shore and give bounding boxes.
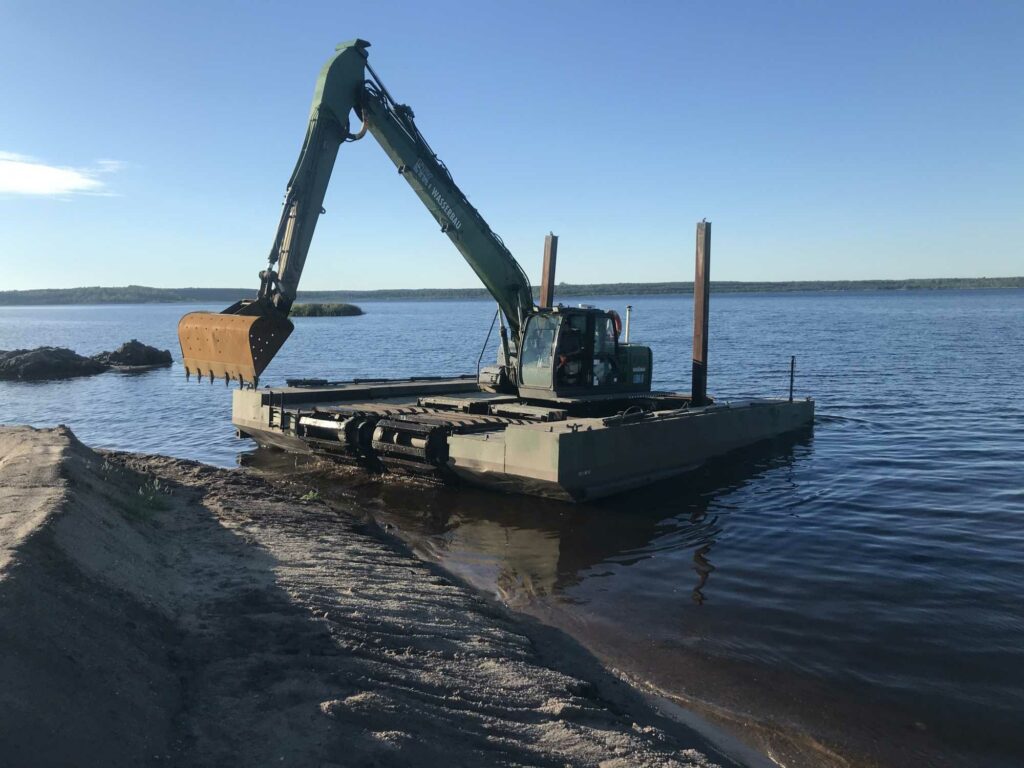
[288,302,363,317]
[1,277,1022,306]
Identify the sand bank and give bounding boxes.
[0,426,734,767]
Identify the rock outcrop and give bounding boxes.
[0,347,108,381]
[90,339,173,368]
[0,340,172,381]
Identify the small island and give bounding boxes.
[288,302,364,317]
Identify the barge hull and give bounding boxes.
[232,378,814,501]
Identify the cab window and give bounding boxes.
[520,315,560,388]
[555,315,587,387]
[594,316,616,357]
[592,315,618,386]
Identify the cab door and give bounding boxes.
[518,314,560,391]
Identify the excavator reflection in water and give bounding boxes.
[244,429,812,608]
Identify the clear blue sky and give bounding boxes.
[2,0,1021,290]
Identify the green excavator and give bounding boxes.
[179,39,653,404]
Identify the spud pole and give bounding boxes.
[691,220,711,406]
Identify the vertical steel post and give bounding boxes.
[624,305,633,343]
[540,232,558,309]
[789,355,795,402]
[691,220,711,406]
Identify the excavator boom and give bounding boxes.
[179,40,533,386]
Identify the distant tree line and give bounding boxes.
[1,277,1022,306]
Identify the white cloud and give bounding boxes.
[0,151,124,196]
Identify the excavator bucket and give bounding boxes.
[178,308,294,386]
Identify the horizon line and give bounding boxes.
[4,275,1024,295]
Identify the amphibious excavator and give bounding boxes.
[179,39,651,402]
[179,40,813,501]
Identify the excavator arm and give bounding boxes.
[178,39,534,386]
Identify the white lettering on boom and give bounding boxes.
[413,159,462,231]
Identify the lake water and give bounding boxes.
[2,290,1022,767]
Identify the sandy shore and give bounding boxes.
[0,426,736,767]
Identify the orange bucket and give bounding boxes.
[178,307,293,386]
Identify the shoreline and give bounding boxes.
[0,425,737,767]
[2,279,1023,307]
[280,460,965,768]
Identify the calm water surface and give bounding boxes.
[2,290,1022,766]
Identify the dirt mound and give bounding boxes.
[0,426,182,766]
[0,347,108,380]
[91,339,172,367]
[0,426,729,768]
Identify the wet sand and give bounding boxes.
[0,426,733,767]
[267,455,973,768]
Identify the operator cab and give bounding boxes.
[516,306,653,401]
